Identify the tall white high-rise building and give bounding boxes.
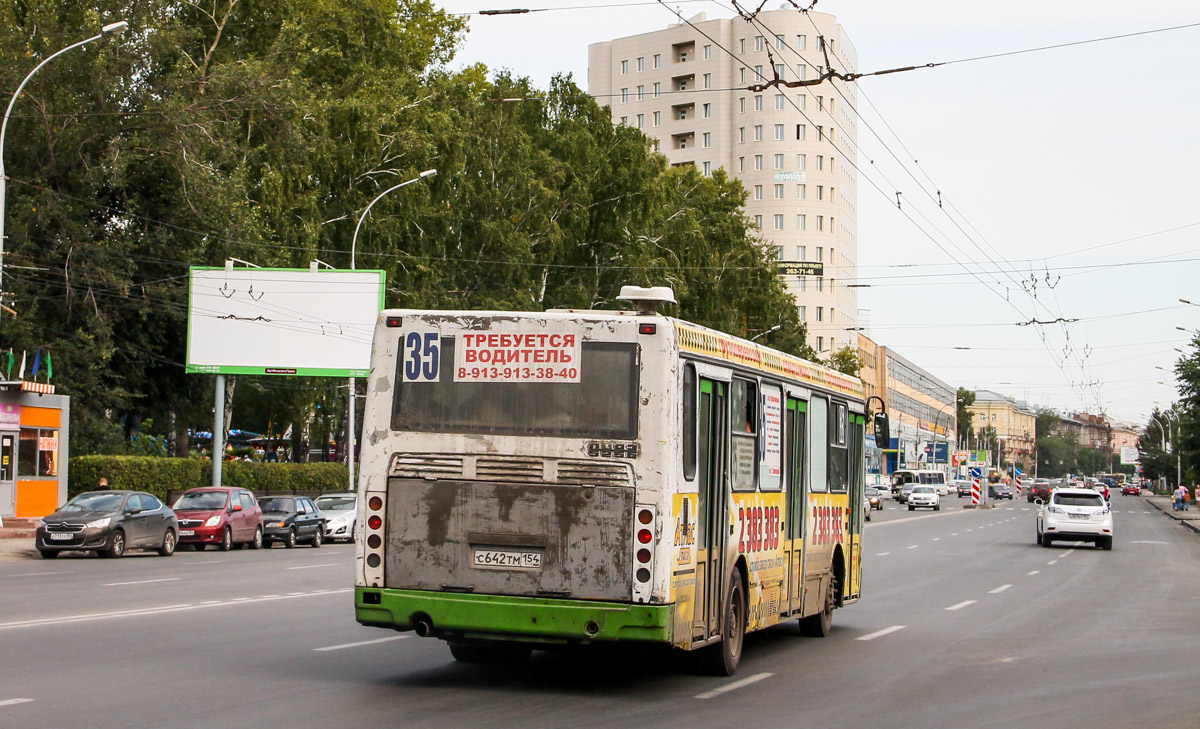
[589,10,858,354]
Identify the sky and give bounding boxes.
[435,0,1200,425]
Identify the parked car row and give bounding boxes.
[34,487,358,559]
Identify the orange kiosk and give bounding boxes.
[0,381,69,519]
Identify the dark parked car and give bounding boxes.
[989,483,1014,500]
[37,490,178,559]
[261,496,325,548]
[173,487,263,551]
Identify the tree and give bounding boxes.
[956,388,975,449]
[827,345,858,376]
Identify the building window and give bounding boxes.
[773,214,784,230]
[755,35,764,51]
[637,84,644,100]
[703,161,712,176]
[637,57,645,72]
[797,35,806,50]
[796,64,806,80]
[703,44,711,60]
[754,185,763,200]
[817,37,825,52]
[817,155,824,171]
[754,125,763,141]
[775,94,786,110]
[775,34,785,50]
[798,305,807,320]
[796,124,805,140]
[796,94,806,111]
[621,60,628,75]
[703,102,711,118]
[817,278,824,292]
[739,68,746,84]
[773,245,784,259]
[816,307,823,322]
[774,124,784,140]
[754,65,763,80]
[754,215,763,229]
[739,38,746,54]
[754,154,763,170]
[817,95,824,111]
[621,88,628,103]
[797,214,806,230]
[703,132,711,148]
[817,215,824,231]
[797,276,806,292]
[816,247,823,261]
[774,184,784,199]
[796,245,806,259]
[739,127,746,143]
[755,95,763,111]
[816,185,823,201]
[817,336,824,352]
[739,97,746,113]
[738,156,745,172]
[653,53,661,68]
[651,82,660,98]
[619,116,627,125]
[703,73,711,89]
[796,184,806,199]
[636,113,644,128]
[774,63,785,79]
[797,154,806,169]
[18,428,59,477]
[774,153,784,170]
[817,125,824,141]
[653,111,661,126]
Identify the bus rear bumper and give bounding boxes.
[355,587,673,644]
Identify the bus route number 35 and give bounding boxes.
[402,332,440,382]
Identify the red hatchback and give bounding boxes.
[172,487,263,551]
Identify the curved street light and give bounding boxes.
[0,20,128,347]
[346,168,436,491]
[750,324,781,342]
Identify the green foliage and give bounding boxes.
[826,345,859,376]
[69,455,347,499]
[956,389,975,448]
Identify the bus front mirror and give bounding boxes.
[873,412,890,448]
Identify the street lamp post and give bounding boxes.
[0,20,128,346]
[346,169,436,492]
[750,324,781,342]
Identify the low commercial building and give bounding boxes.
[0,380,70,519]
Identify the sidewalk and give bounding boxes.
[0,518,39,561]
[1144,493,1200,535]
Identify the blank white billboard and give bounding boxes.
[186,267,385,377]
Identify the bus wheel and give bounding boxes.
[799,572,837,638]
[701,572,746,676]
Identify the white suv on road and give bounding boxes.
[1036,487,1113,550]
[907,485,941,511]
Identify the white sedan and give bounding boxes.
[1036,488,1113,550]
[313,493,357,543]
[907,485,941,511]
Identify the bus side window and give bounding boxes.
[809,396,828,493]
[682,363,697,481]
[828,401,848,492]
[731,379,758,492]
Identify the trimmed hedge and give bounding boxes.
[69,456,349,501]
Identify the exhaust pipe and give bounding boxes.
[413,617,433,637]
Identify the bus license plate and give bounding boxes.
[472,548,542,570]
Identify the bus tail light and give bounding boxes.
[632,505,656,603]
[363,491,386,585]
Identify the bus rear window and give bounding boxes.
[391,339,639,438]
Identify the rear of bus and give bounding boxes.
[354,309,675,649]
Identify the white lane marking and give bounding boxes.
[1021,508,1030,511]
[932,537,941,541]
[906,545,919,550]
[201,600,221,605]
[1047,560,1057,565]
[1058,551,1072,559]
[945,600,976,611]
[1130,540,1169,544]
[1006,508,1014,511]
[950,533,959,536]
[261,594,280,598]
[1027,570,1040,576]
[104,577,182,587]
[0,589,352,632]
[182,560,222,566]
[1143,511,1151,514]
[875,552,891,556]
[695,672,774,700]
[966,529,973,532]
[857,625,906,641]
[989,584,1012,594]
[287,563,337,570]
[0,699,34,708]
[9,571,70,577]
[314,635,409,652]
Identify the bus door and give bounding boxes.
[694,378,728,642]
[784,394,807,614]
[845,411,865,602]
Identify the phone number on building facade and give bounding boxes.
[457,366,579,381]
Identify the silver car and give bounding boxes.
[907,485,941,511]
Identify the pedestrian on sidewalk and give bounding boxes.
[1173,484,1187,511]
[96,477,110,491]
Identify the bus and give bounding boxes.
[353,286,874,675]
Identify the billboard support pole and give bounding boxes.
[212,374,225,487]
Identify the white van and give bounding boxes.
[891,469,949,501]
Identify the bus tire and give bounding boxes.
[799,572,837,638]
[701,572,746,676]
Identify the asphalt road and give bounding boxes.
[1,498,1196,729]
